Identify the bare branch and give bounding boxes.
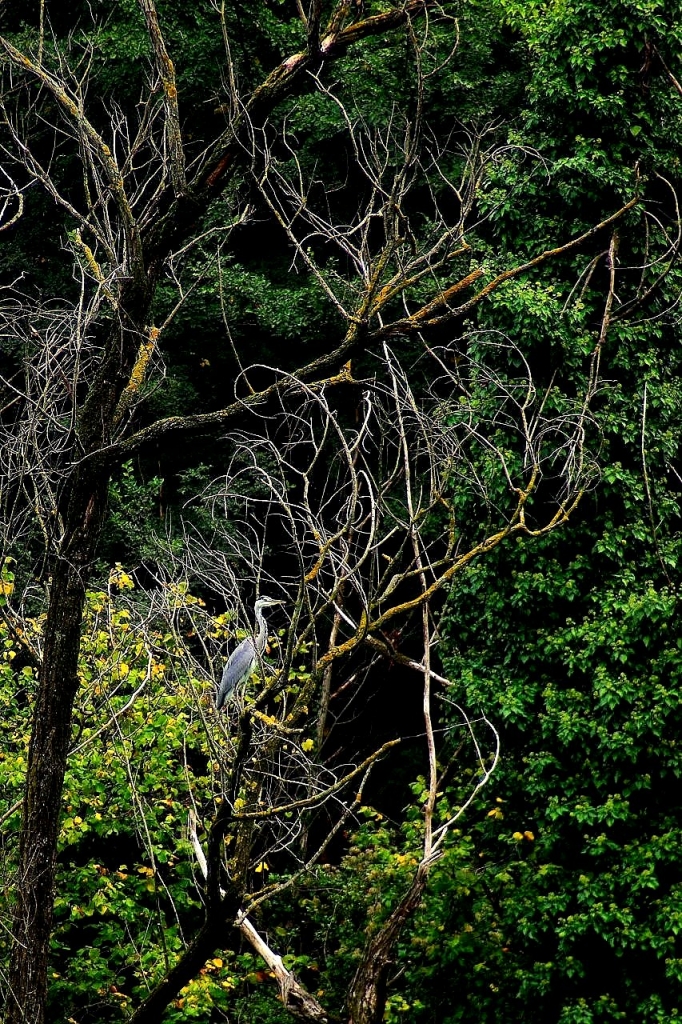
[0,34,143,276]
[137,0,187,196]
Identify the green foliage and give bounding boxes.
[100,463,164,567]
[426,285,682,1021]
[0,569,309,1021]
[500,0,682,149]
[430,559,682,1022]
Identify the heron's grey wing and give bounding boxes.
[216,637,255,709]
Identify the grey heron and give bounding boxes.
[216,596,284,710]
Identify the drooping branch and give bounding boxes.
[188,813,329,1022]
[229,738,401,821]
[238,916,329,1022]
[95,355,358,464]
[0,167,23,230]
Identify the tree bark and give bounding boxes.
[6,469,109,1024]
[347,867,429,1024]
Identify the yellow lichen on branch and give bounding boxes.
[73,230,117,309]
[113,327,159,428]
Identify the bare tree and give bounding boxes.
[154,332,589,1022]
[0,2,666,1021]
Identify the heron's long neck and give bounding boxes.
[254,607,268,654]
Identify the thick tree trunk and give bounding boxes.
[6,473,109,1024]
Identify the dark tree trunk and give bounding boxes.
[5,215,152,1021]
[6,471,110,1024]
